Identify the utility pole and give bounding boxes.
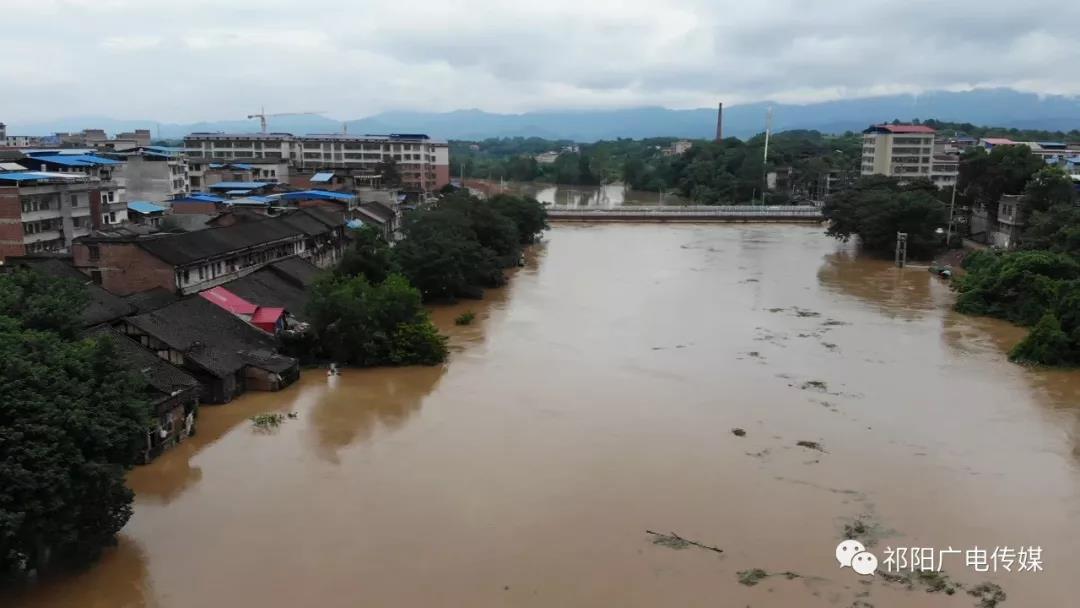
[895,232,908,268]
[946,179,958,247]
[760,106,773,205]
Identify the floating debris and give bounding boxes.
[736,568,803,587]
[646,530,723,554]
[796,440,825,452]
[968,582,1007,607]
[801,380,829,392]
[731,428,747,437]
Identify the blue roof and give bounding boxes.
[209,163,226,169]
[230,198,271,206]
[28,154,122,167]
[127,201,167,214]
[346,219,365,229]
[207,181,267,190]
[273,189,355,202]
[247,196,273,203]
[0,172,79,183]
[230,163,254,170]
[174,193,226,204]
[311,172,335,183]
[226,189,254,195]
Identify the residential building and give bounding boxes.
[114,146,190,202]
[187,158,288,192]
[534,151,559,165]
[0,171,123,260]
[662,140,693,156]
[117,295,299,403]
[860,124,938,180]
[86,325,200,463]
[225,257,319,323]
[20,151,128,223]
[970,194,1027,249]
[199,285,287,334]
[127,201,167,227]
[931,155,959,188]
[183,132,450,192]
[72,207,346,295]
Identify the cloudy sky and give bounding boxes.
[4,0,1078,123]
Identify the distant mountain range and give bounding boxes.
[7,89,1080,142]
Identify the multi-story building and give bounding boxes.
[72,207,346,295]
[931,155,959,188]
[861,124,938,180]
[114,146,190,202]
[183,132,450,192]
[187,158,288,192]
[0,171,127,259]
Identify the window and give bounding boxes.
[182,270,190,283]
[108,212,116,223]
[72,217,82,228]
[88,244,100,261]
[90,270,102,285]
[197,266,205,280]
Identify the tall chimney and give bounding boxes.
[715,102,723,142]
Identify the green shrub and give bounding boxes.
[454,311,476,326]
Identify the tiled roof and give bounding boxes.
[125,296,296,378]
[134,209,343,266]
[85,325,200,397]
[13,258,135,327]
[268,256,321,287]
[124,288,179,313]
[226,267,311,321]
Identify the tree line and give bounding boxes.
[450,132,862,203]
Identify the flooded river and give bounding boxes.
[7,224,1080,607]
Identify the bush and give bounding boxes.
[389,320,448,365]
[1010,313,1074,365]
[954,251,1080,325]
[455,311,476,325]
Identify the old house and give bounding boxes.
[118,296,299,403]
[87,325,201,463]
[72,207,346,296]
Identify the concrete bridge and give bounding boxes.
[545,205,824,223]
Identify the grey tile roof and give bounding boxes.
[85,325,200,397]
[124,288,179,314]
[125,296,296,378]
[135,208,344,266]
[14,258,135,327]
[225,268,311,322]
[268,256,321,288]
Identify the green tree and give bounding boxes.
[488,194,549,244]
[0,270,149,577]
[824,176,948,258]
[305,273,447,366]
[394,209,505,300]
[375,158,403,188]
[954,250,1080,325]
[1009,312,1074,365]
[337,225,396,284]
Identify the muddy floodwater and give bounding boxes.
[505,182,686,207]
[7,224,1080,607]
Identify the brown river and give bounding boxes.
[6,224,1080,607]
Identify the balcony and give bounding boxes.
[21,208,63,222]
[24,229,62,244]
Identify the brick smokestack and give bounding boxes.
[715,102,723,142]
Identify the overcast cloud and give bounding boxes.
[3,0,1079,123]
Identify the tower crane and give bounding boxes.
[246,108,326,134]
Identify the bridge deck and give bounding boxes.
[546,205,824,223]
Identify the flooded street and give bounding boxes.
[7,224,1080,607]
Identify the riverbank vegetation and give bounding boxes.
[951,154,1080,366]
[0,269,149,579]
[451,132,862,203]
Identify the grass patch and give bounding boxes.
[454,310,476,325]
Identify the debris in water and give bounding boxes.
[736,568,803,587]
[801,380,829,392]
[796,440,825,452]
[822,319,849,326]
[251,413,290,429]
[793,307,821,318]
[821,342,838,351]
[767,307,786,313]
[737,568,769,586]
[646,530,723,554]
[732,428,746,437]
[968,582,1007,607]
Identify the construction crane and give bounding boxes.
[246,108,326,134]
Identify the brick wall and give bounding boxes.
[172,202,220,215]
[434,165,451,190]
[0,187,25,261]
[73,241,177,295]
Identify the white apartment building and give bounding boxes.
[861,124,940,180]
[183,132,450,192]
